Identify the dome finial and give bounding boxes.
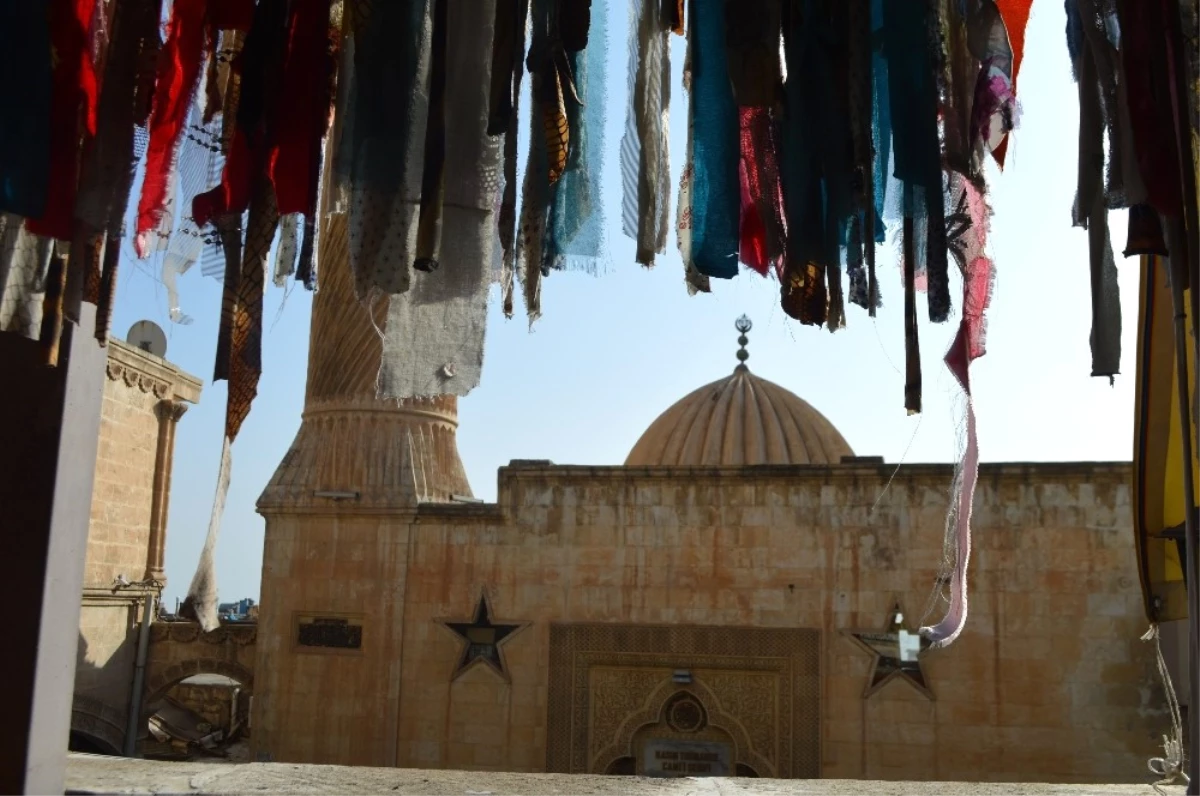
[734,315,752,371]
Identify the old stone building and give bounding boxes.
[71,337,200,756]
[251,245,1180,783]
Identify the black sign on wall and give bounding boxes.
[296,615,363,650]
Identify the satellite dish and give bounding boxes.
[127,320,167,358]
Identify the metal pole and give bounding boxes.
[123,593,157,757]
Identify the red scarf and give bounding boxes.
[134,0,208,254]
[26,0,99,241]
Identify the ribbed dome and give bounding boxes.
[625,365,854,467]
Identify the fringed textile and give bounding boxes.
[0,215,54,339]
[487,0,530,315]
[620,0,671,265]
[1067,0,1122,381]
[883,0,949,326]
[26,0,100,242]
[547,0,608,274]
[377,0,500,398]
[990,0,1033,167]
[340,0,433,297]
[684,0,739,279]
[0,1,53,221]
[76,0,161,243]
[135,0,208,256]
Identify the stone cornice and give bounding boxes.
[105,338,202,404]
[494,460,1133,485]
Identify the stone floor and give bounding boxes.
[65,754,1178,795]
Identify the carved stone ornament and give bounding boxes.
[106,361,170,399]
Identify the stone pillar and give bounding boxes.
[258,213,472,512]
[145,400,187,584]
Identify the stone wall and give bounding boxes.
[72,341,200,753]
[83,340,199,588]
[254,461,1162,783]
[164,682,248,733]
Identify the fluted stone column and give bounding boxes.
[146,400,187,583]
[258,214,472,513]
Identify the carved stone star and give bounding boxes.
[845,603,933,699]
[437,594,527,681]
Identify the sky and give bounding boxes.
[107,1,1141,610]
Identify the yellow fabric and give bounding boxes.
[1134,255,1197,622]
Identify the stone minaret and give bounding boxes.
[258,214,473,513]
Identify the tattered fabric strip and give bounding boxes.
[1067,0,1122,380]
[0,215,54,340]
[620,0,671,265]
[0,1,53,220]
[343,0,433,297]
[185,177,278,632]
[164,91,222,325]
[491,0,530,316]
[26,0,100,242]
[547,0,608,274]
[989,0,1033,168]
[883,0,949,326]
[676,36,712,297]
[378,0,500,398]
[685,0,739,279]
[135,0,208,255]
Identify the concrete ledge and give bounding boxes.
[66,754,1165,795]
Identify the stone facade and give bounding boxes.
[164,681,250,735]
[72,339,200,754]
[254,460,1164,783]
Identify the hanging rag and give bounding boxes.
[488,0,530,316]
[376,0,501,398]
[728,0,785,278]
[135,0,209,256]
[883,0,949,325]
[683,0,740,279]
[1067,0,1122,381]
[340,0,433,297]
[270,0,338,289]
[0,215,54,340]
[0,1,53,221]
[989,0,1033,168]
[620,0,671,265]
[921,174,995,648]
[780,0,855,327]
[547,0,608,274]
[25,0,99,243]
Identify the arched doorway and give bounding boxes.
[142,665,253,761]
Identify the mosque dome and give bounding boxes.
[625,317,854,467]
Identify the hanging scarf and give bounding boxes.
[0,1,53,221]
[76,0,163,240]
[684,0,740,279]
[728,0,785,278]
[621,0,671,265]
[25,0,99,242]
[1067,0,1122,381]
[883,0,949,327]
[270,0,337,289]
[377,0,501,397]
[547,0,607,274]
[342,0,433,297]
[989,0,1033,167]
[488,0,530,316]
[135,0,209,256]
[781,0,854,327]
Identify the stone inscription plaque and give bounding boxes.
[642,740,731,777]
[296,615,363,650]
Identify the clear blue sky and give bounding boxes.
[107,2,1139,609]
